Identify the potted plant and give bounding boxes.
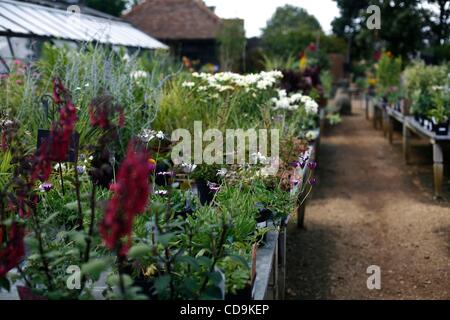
[191,164,222,205]
[428,89,450,136]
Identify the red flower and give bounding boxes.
[308,43,317,52]
[31,79,78,180]
[89,95,123,129]
[52,78,65,105]
[0,223,25,278]
[100,141,151,255]
[373,50,382,61]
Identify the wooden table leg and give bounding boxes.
[373,105,378,129]
[403,124,411,164]
[297,203,306,229]
[365,95,369,120]
[432,142,444,199]
[278,228,287,299]
[388,115,394,144]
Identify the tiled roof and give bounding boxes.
[123,0,222,40]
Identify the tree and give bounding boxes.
[85,0,129,17]
[218,19,247,72]
[261,5,323,59]
[332,0,449,62]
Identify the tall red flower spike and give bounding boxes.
[100,141,151,256]
[31,79,78,181]
[0,223,25,278]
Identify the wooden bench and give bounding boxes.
[403,116,450,199]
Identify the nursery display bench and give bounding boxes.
[403,116,450,199]
[254,128,321,300]
[254,230,280,300]
[296,129,320,229]
[371,99,384,131]
[385,106,405,144]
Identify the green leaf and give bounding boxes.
[200,286,223,300]
[128,244,152,259]
[82,259,109,280]
[158,232,176,247]
[153,275,171,294]
[107,274,133,288]
[64,201,79,211]
[177,256,200,271]
[43,211,61,224]
[228,255,250,268]
[208,271,224,286]
[0,277,11,292]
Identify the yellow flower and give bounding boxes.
[144,264,158,277]
[300,56,308,71]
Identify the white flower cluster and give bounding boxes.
[130,70,148,80]
[271,90,319,114]
[138,129,165,142]
[305,130,319,141]
[188,71,283,93]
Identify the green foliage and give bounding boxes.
[332,0,449,62]
[261,54,297,71]
[320,70,333,99]
[218,20,247,72]
[261,5,322,59]
[85,0,128,17]
[404,61,449,116]
[376,52,402,98]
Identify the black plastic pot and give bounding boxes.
[155,162,171,186]
[176,201,195,219]
[195,179,216,205]
[434,121,450,136]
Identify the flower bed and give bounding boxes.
[0,45,321,300]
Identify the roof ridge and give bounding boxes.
[190,0,221,23]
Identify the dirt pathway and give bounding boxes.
[286,100,450,300]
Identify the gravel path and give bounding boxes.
[286,100,449,300]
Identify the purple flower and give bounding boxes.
[77,166,86,175]
[39,182,53,192]
[207,182,220,192]
[290,161,300,168]
[307,162,317,170]
[308,177,317,186]
[157,171,173,176]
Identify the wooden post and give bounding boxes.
[432,142,444,199]
[278,227,287,299]
[297,203,306,229]
[388,115,394,144]
[382,108,388,137]
[365,94,369,120]
[403,123,411,164]
[271,240,279,299]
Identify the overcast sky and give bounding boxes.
[204,0,340,37]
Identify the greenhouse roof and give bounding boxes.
[0,0,168,49]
